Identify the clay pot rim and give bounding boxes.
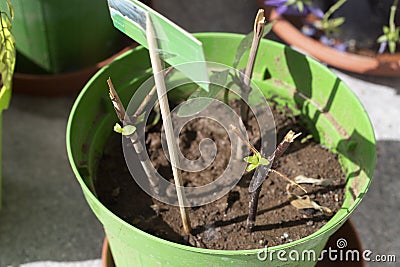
[12,45,136,96]
[268,8,400,77]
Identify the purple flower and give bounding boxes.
[320,36,348,52]
[320,35,334,46]
[265,0,324,18]
[301,24,317,37]
[334,42,348,52]
[378,41,387,54]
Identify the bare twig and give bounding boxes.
[246,186,262,232]
[230,124,258,155]
[240,9,266,122]
[270,169,307,193]
[133,66,174,121]
[247,130,301,232]
[146,13,191,234]
[108,78,127,123]
[107,78,159,192]
[268,130,302,164]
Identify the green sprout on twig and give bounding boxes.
[230,125,303,231]
[244,152,270,172]
[113,123,136,136]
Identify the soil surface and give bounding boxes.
[95,102,346,250]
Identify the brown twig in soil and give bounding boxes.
[268,130,302,165]
[108,78,127,123]
[246,130,301,232]
[107,78,159,192]
[240,9,266,122]
[230,124,258,155]
[133,66,174,121]
[270,169,307,193]
[246,186,262,232]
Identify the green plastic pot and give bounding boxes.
[67,33,376,267]
[11,0,125,74]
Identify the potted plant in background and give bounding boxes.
[67,3,375,267]
[258,0,400,76]
[10,0,151,95]
[0,0,15,210]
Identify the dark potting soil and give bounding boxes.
[95,102,346,250]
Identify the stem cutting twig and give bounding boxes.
[267,131,302,165]
[247,130,301,232]
[240,9,266,122]
[133,66,174,121]
[107,78,159,192]
[247,186,262,232]
[146,13,191,234]
[230,124,302,231]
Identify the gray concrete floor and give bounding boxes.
[0,1,399,266]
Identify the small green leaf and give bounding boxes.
[232,21,275,69]
[383,26,390,34]
[244,153,268,172]
[246,164,258,172]
[244,154,259,165]
[262,21,276,38]
[113,123,136,136]
[329,17,345,28]
[121,125,137,136]
[258,156,270,166]
[176,69,229,117]
[377,35,388,43]
[176,97,212,117]
[233,31,254,68]
[113,123,123,134]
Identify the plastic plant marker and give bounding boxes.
[107,0,209,91]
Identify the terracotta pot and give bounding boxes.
[12,45,136,96]
[258,1,400,77]
[102,220,365,267]
[102,237,115,267]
